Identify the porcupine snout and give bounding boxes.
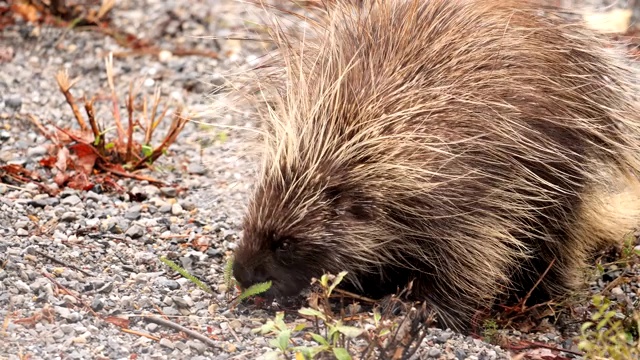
[231,260,269,291]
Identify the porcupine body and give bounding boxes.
[230,0,640,331]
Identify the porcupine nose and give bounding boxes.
[232,261,269,289]
[232,261,252,289]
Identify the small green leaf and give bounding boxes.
[276,330,291,351]
[293,323,308,332]
[105,142,115,150]
[373,310,381,325]
[292,345,328,358]
[218,131,228,143]
[335,325,365,339]
[142,144,153,157]
[327,271,348,295]
[263,351,282,360]
[332,347,352,360]
[581,322,594,333]
[253,320,276,334]
[238,281,272,301]
[298,308,327,321]
[309,332,330,346]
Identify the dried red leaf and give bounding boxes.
[66,173,94,191]
[39,156,58,168]
[55,147,70,174]
[10,2,40,23]
[54,127,95,146]
[69,142,98,175]
[53,172,69,187]
[1,164,40,181]
[104,316,130,329]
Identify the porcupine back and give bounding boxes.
[231,0,640,331]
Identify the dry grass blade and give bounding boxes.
[104,53,126,142]
[132,108,189,170]
[97,0,115,20]
[55,70,88,131]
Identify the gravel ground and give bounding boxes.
[1,1,639,360]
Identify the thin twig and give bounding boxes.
[26,114,59,145]
[121,328,160,341]
[507,339,584,356]
[42,271,99,317]
[30,248,94,277]
[140,315,222,350]
[520,258,557,312]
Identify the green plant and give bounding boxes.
[482,319,499,344]
[578,295,640,360]
[159,256,213,293]
[251,271,365,360]
[224,256,273,306]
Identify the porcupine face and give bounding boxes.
[232,166,377,299]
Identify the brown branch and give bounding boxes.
[140,315,221,350]
[125,81,135,162]
[84,98,102,145]
[97,163,165,185]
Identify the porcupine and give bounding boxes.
[229,0,640,331]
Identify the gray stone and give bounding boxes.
[27,146,48,157]
[187,163,207,175]
[125,224,144,239]
[5,95,22,109]
[61,212,78,222]
[91,297,104,311]
[159,338,175,349]
[61,195,82,206]
[160,187,177,197]
[124,205,142,220]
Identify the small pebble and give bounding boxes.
[427,348,441,358]
[171,203,184,215]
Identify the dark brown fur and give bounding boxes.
[230,0,640,331]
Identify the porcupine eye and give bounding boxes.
[274,237,294,264]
